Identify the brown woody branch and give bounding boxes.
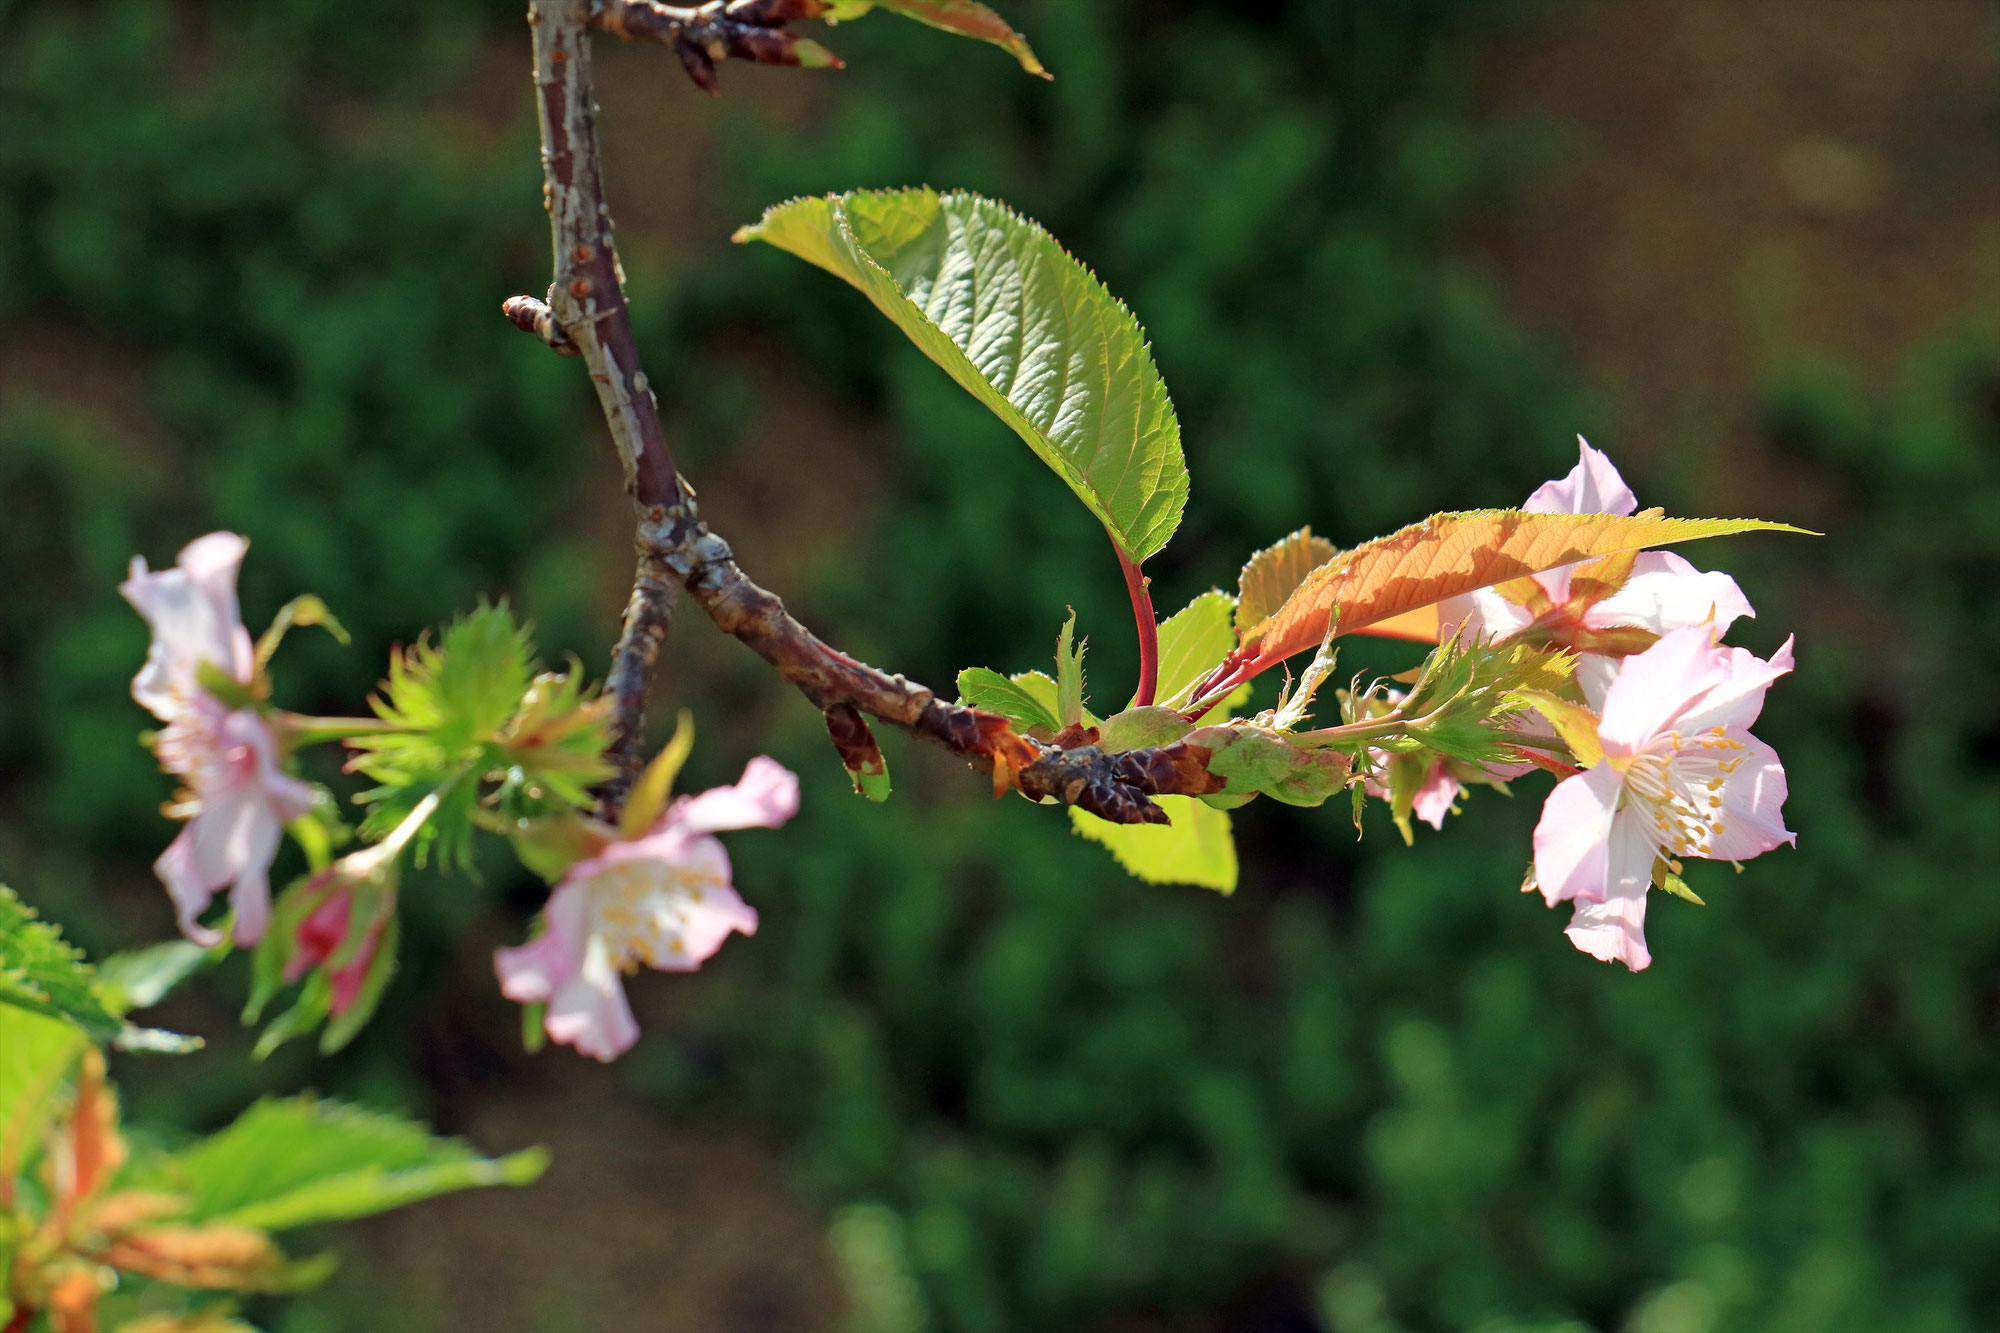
[518,2,1215,824]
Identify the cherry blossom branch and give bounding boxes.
[512,2,1215,825]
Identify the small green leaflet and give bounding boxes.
[1071,797,1237,893]
[957,668,1060,732]
[736,189,1187,564]
[0,884,121,1043]
[1055,609,1088,728]
[822,0,1048,76]
[160,1096,548,1233]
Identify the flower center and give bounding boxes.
[589,861,730,972]
[1621,727,1746,859]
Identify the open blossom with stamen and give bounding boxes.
[1532,625,1795,970]
[121,533,314,946]
[1443,438,1755,700]
[495,757,799,1061]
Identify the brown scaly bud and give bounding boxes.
[826,703,891,800]
[675,39,721,92]
[502,294,581,356]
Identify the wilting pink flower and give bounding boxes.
[1444,438,1755,699]
[122,533,314,946]
[496,757,800,1062]
[1532,626,1795,970]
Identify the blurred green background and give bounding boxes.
[4,0,1999,1329]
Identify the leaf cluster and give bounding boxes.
[345,604,612,869]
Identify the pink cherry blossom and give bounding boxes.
[1532,625,1795,971]
[122,534,314,946]
[1443,438,1755,699]
[495,756,800,1062]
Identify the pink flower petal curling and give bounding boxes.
[121,532,256,719]
[1585,551,1754,639]
[542,935,642,1063]
[673,756,801,836]
[495,879,591,1005]
[1525,436,1638,518]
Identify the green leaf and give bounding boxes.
[0,1005,86,1174]
[1055,610,1088,728]
[823,0,1048,77]
[1070,797,1237,893]
[1151,590,1238,710]
[98,940,212,1014]
[0,884,121,1042]
[956,668,1060,733]
[737,189,1186,563]
[162,1096,549,1232]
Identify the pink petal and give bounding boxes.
[1410,763,1461,831]
[1696,734,1795,862]
[1524,437,1638,518]
[543,936,641,1062]
[1585,552,1755,640]
[1562,810,1656,970]
[1532,764,1623,906]
[672,757,800,836]
[228,861,274,947]
[494,881,590,1004]
[154,829,223,947]
[645,835,758,972]
[1441,587,1536,646]
[1673,636,1795,736]
[1596,626,1729,754]
[121,532,254,719]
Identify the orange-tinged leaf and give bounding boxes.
[1344,604,1443,644]
[828,1,1049,77]
[1235,528,1337,637]
[1245,510,1809,670]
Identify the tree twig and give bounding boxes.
[516,1,1215,825]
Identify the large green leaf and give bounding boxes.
[1071,797,1237,893]
[737,189,1187,563]
[0,1006,87,1176]
[1149,590,1238,710]
[0,884,121,1042]
[823,1,1047,77]
[163,1097,547,1232]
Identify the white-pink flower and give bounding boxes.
[1444,438,1755,700]
[122,533,314,946]
[495,756,800,1062]
[1532,625,1795,971]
